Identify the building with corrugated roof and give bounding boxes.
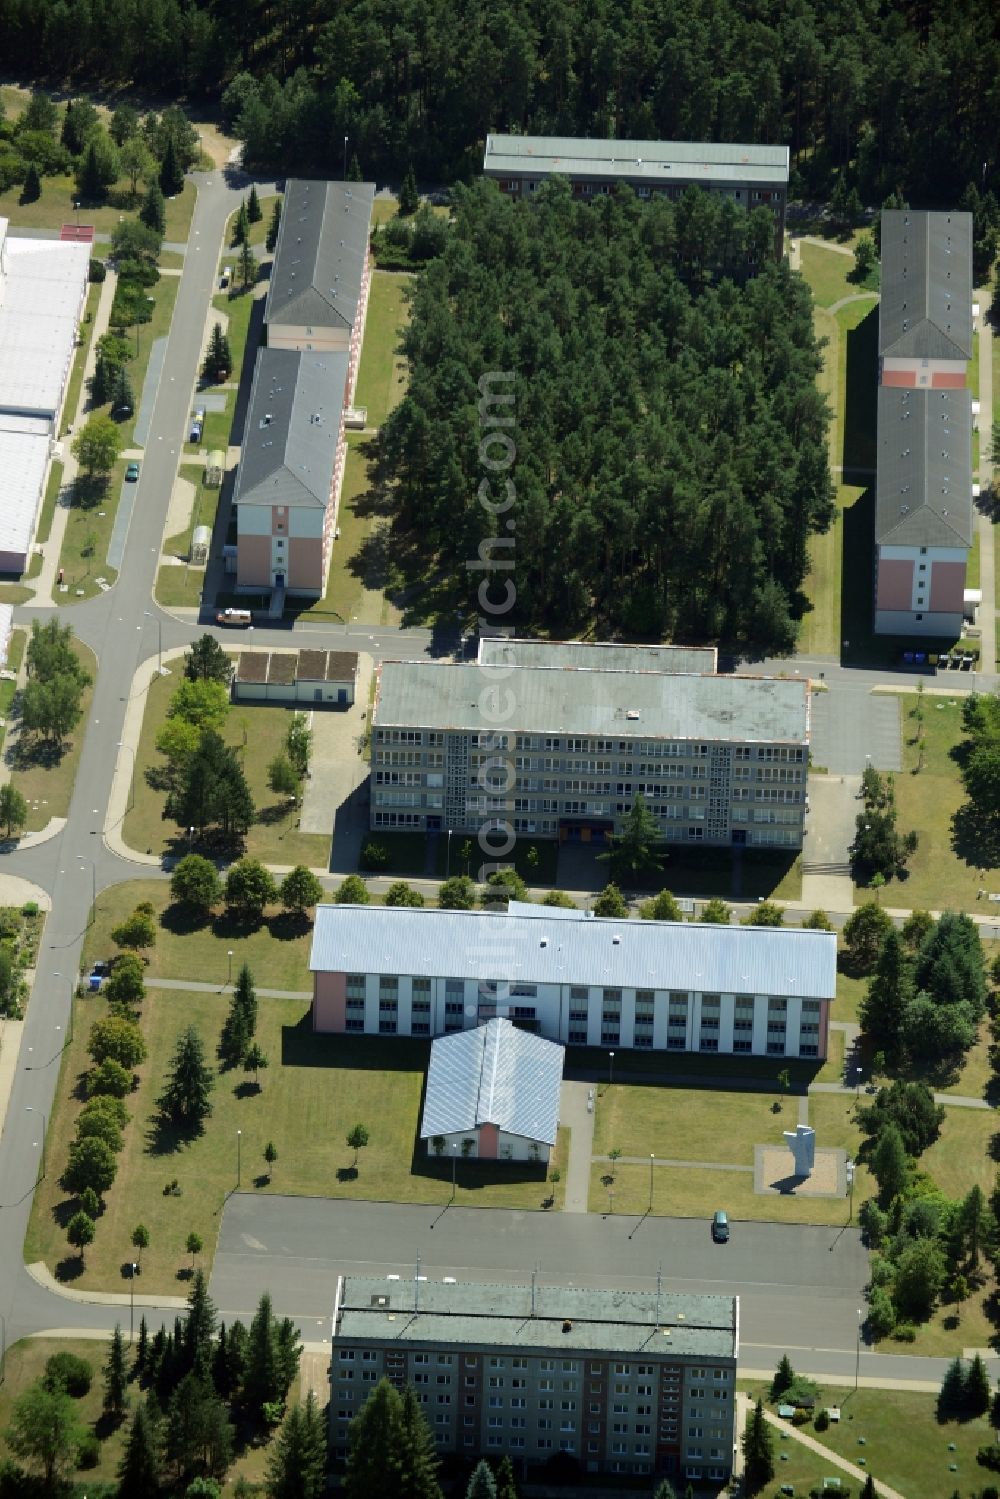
[477,637,717,675]
[874,210,975,636]
[309,904,836,1058]
[370,658,809,849]
[483,134,788,255]
[332,1273,739,1483]
[419,1016,563,1163]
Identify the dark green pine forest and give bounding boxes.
[0,0,997,206]
[374,180,833,646]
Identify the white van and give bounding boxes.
[216,608,252,627]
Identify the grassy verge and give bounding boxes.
[83,880,313,991]
[210,284,258,380]
[55,461,125,601]
[800,241,874,308]
[113,274,180,452]
[587,1158,865,1224]
[34,460,64,548]
[185,392,234,459]
[835,964,866,1024]
[0,630,25,747]
[123,666,330,868]
[59,282,102,435]
[355,270,414,429]
[0,177,195,238]
[738,1381,993,1499]
[967,527,981,589]
[594,1083,798,1163]
[9,639,96,830]
[26,991,566,1292]
[155,471,221,608]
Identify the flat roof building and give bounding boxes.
[371,659,809,849]
[332,1274,739,1483]
[477,637,718,674]
[310,904,836,1059]
[483,134,789,254]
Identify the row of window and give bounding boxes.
[375,730,802,760]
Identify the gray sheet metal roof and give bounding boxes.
[879,210,973,361]
[484,134,788,187]
[875,387,972,547]
[310,906,837,1000]
[337,1276,738,1359]
[373,661,808,744]
[234,348,348,510]
[420,1017,564,1145]
[264,179,374,331]
[477,637,717,675]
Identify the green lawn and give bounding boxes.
[123,665,330,868]
[0,176,195,240]
[8,639,96,830]
[155,469,221,608]
[0,630,25,746]
[211,282,259,379]
[739,1381,994,1499]
[58,281,102,436]
[83,879,313,991]
[835,964,867,1025]
[874,693,991,911]
[55,459,126,602]
[593,1083,794,1165]
[112,274,180,452]
[355,270,413,429]
[26,990,566,1293]
[936,1019,992,1100]
[587,1158,863,1225]
[922,1103,994,1201]
[800,241,876,308]
[815,1025,845,1085]
[34,460,64,548]
[967,527,981,589]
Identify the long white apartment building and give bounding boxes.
[309,903,836,1060]
[370,655,810,850]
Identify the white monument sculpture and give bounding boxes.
[783,1124,816,1177]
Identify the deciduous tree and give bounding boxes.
[171,855,222,916]
[279,865,324,917]
[72,412,122,475]
[6,1379,84,1489]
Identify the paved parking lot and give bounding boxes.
[811,687,901,773]
[210,1195,868,1372]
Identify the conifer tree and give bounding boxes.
[966,1352,991,1415]
[159,134,184,195]
[467,1459,497,1499]
[110,364,135,416]
[770,1353,794,1400]
[860,1475,876,1499]
[201,322,233,383]
[741,1399,774,1494]
[135,1315,149,1380]
[266,199,282,253]
[117,1398,162,1497]
[238,239,257,288]
[232,200,250,246]
[397,1382,443,1499]
[158,1025,214,1130]
[103,1322,129,1418]
[180,1269,218,1380]
[247,183,262,222]
[399,165,418,215]
[348,153,362,182]
[265,1389,327,1498]
[21,163,41,204]
[140,180,166,235]
[495,1456,519,1499]
[242,1293,281,1420]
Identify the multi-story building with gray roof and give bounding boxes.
[309,903,836,1059]
[370,658,809,850]
[874,211,974,636]
[483,134,788,256]
[332,1274,739,1484]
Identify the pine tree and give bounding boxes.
[21,163,41,204]
[202,322,233,383]
[467,1459,497,1499]
[159,135,184,196]
[220,962,257,1065]
[90,351,114,405]
[140,181,166,236]
[238,239,257,289]
[598,793,663,881]
[859,929,912,1062]
[344,1379,404,1497]
[78,140,103,200]
[232,200,250,246]
[110,364,135,416]
[770,1353,794,1400]
[135,1315,149,1380]
[103,1322,129,1418]
[180,1269,218,1379]
[266,199,282,253]
[495,1454,519,1499]
[242,1293,280,1420]
[860,1476,876,1499]
[348,153,363,182]
[938,1356,966,1417]
[652,1484,677,1499]
[265,1389,327,1498]
[399,165,419,215]
[965,1352,991,1415]
[247,183,262,222]
[872,1123,908,1207]
[742,1399,774,1494]
[158,1025,214,1130]
[497,1451,521,1499]
[397,1382,443,1499]
[117,1398,162,1497]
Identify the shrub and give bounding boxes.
[791,1407,811,1425]
[892,1323,916,1342]
[360,839,390,871]
[88,257,106,283]
[813,1409,829,1431]
[77,1431,101,1468]
[978,1445,1000,1473]
[21,901,38,917]
[44,1351,92,1396]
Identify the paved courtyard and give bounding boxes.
[810,686,901,773]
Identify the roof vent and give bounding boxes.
[626,709,640,720]
[562,1320,573,1333]
[612,934,621,945]
[371,1294,390,1307]
[540,937,548,948]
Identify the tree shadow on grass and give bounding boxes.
[54,1255,85,1283]
[211,909,265,942]
[951,803,1000,871]
[144,1108,206,1157]
[267,910,311,942]
[280,1014,430,1073]
[160,900,214,937]
[10,735,69,772]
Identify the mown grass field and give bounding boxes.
[355,270,413,429]
[26,990,567,1292]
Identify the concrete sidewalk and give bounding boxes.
[27,1260,187,1311]
[560,1080,595,1213]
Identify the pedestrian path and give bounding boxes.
[593,1153,754,1174]
[27,1260,187,1312]
[763,1407,905,1499]
[560,1080,595,1212]
[146,977,311,1000]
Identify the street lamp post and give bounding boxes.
[116,740,135,812]
[608,1050,615,1088]
[343,135,349,180]
[446,829,453,879]
[451,1142,458,1202]
[143,611,163,676]
[228,950,234,986]
[130,1263,138,1342]
[846,1159,855,1222]
[854,1307,863,1391]
[855,1066,862,1098]
[77,856,95,927]
[25,1106,47,1179]
[236,1128,242,1189]
[53,971,74,1046]
[649,1153,655,1213]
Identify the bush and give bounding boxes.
[867,1286,896,1338]
[892,1323,916,1342]
[43,1351,92,1396]
[359,840,390,871]
[978,1445,1000,1473]
[21,902,38,917]
[88,257,106,283]
[813,1409,829,1431]
[791,1407,811,1425]
[77,1431,100,1469]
